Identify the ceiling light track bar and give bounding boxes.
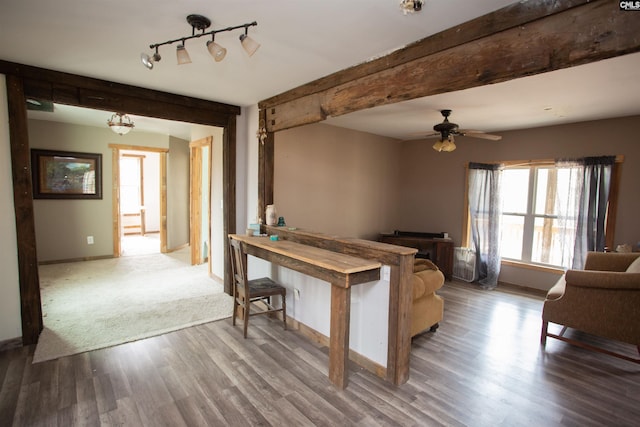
[140,14,260,69]
[148,21,258,50]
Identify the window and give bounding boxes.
[500,166,575,267]
[464,157,622,271]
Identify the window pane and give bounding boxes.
[534,168,549,215]
[502,169,529,214]
[500,214,524,259]
[532,217,573,267]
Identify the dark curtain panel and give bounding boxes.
[468,163,503,289]
[555,156,615,269]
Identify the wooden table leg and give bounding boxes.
[329,284,351,389]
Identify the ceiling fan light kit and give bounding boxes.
[427,109,502,152]
[140,14,259,69]
[399,0,424,14]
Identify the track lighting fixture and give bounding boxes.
[140,14,259,69]
[107,113,135,136]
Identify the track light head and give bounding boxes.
[140,48,162,70]
[140,53,154,70]
[176,43,191,65]
[239,33,260,57]
[207,37,227,62]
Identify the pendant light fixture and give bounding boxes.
[107,113,135,136]
[140,14,259,69]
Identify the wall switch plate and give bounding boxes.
[87,236,94,245]
[294,288,300,300]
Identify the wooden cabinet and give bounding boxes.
[379,232,454,280]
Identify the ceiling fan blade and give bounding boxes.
[407,131,440,139]
[458,130,502,141]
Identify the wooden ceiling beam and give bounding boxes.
[260,0,640,132]
[0,60,241,126]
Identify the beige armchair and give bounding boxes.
[541,251,640,363]
[411,259,445,337]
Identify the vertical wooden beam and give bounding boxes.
[223,115,237,294]
[6,75,42,345]
[257,109,274,225]
[386,254,413,385]
[329,284,351,389]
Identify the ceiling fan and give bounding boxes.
[421,109,502,152]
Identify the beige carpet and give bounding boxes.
[33,248,233,363]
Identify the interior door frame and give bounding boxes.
[111,145,168,256]
[189,137,213,266]
[3,60,238,345]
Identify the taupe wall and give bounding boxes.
[167,135,190,251]
[28,119,190,261]
[273,116,640,290]
[0,75,21,341]
[397,115,640,249]
[275,123,401,240]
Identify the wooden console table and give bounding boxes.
[229,234,381,389]
[379,232,454,280]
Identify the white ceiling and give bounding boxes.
[3,0,640,140]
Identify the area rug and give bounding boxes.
[33,250,233,363]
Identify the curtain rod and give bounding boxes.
[465,155,624,169]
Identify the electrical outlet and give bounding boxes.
[382,265,390,281]
[87,236,94,245]
[294,288,300,300]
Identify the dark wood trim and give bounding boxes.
[223,115,237,294]
[0,60,240,124]
[260,0,640,131]
[257,109,274,224]
[386,253,414,385]
[6,75,43,346]
[3,62,240,345]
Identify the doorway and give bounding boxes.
[7,69,238,345]
[111,144,169,257]
[119,150,162,256]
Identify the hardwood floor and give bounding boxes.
[1,281,638,426]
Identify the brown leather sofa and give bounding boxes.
[411,258,445,337]
[541,251,640,362]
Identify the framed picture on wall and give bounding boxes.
[31,149,102,199]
